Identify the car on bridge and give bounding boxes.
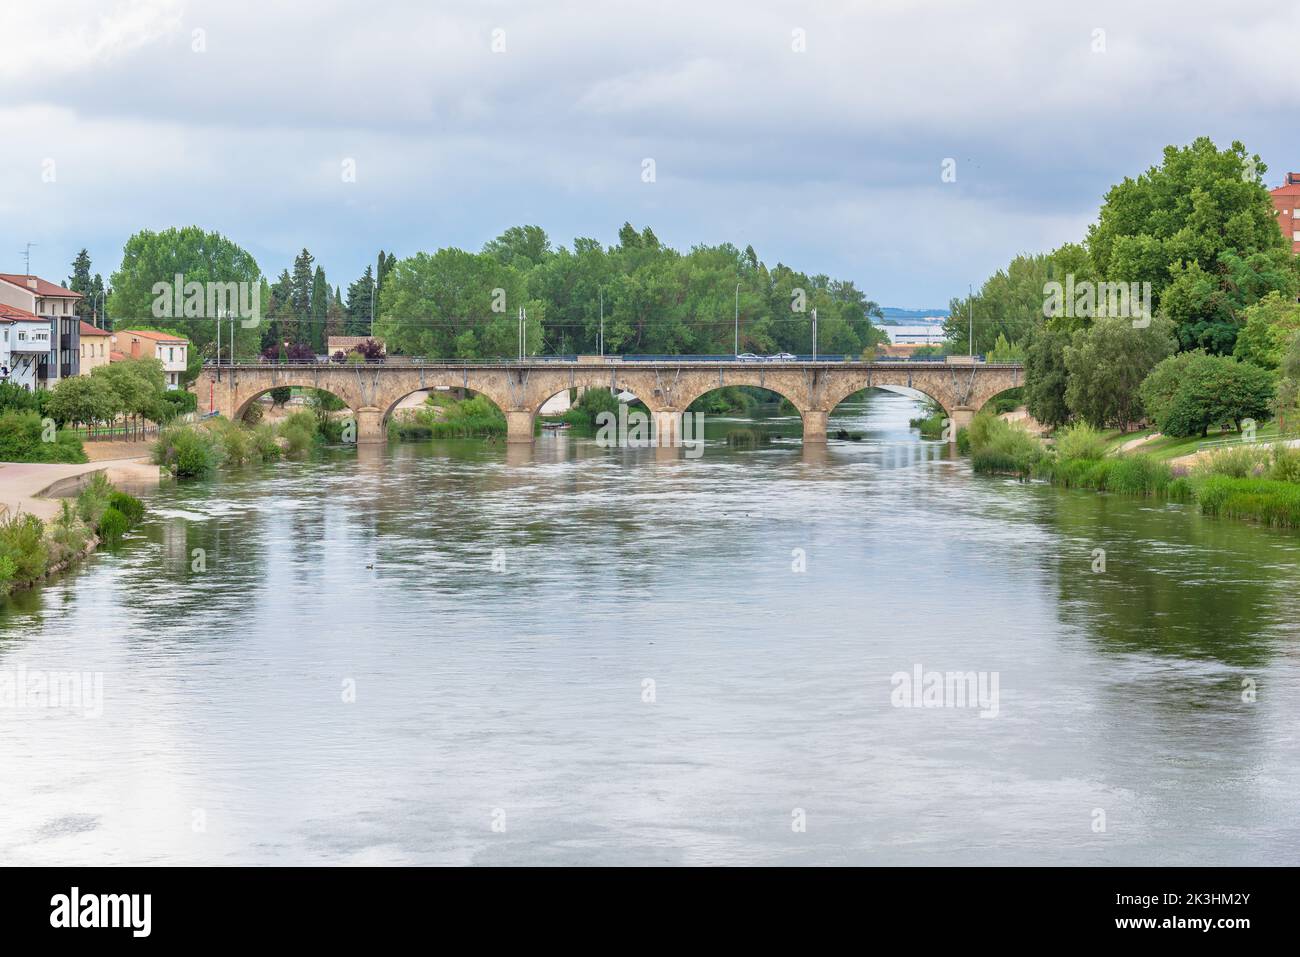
[766,352,797,361]
[735,353,762,362]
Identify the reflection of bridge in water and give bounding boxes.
[194,359,1024,445]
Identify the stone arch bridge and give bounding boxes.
[194,360,1023,444]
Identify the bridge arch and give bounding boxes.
[381,384,509,424]
[233,382,361,422]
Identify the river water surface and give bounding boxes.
[2,392,1298,865]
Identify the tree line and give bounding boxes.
[96,223,886,364]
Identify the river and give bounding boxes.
[2,391,1297,865]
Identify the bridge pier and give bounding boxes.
[506,410,535,444]
[801,410,828,444]
[949,407,975,443]
[355,407,386,444]
[652,409,681,446]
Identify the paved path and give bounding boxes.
[0,458,158,522]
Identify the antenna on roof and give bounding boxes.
[20,242,36,275]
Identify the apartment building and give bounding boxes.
[79,321,112,373]
[1270,172,1300,254]
[0,302,55,391]
[0,273,83,386]
[113,329,189,389]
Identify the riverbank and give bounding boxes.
[965,415,1300,530]
[0,457,158,522]
[0,461,153,597]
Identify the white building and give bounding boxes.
[882,323,948,347]
[0,302,54,392]
[113,329,189,389]
[0,274,83,387]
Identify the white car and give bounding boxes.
[735,353,761,362]
[766,352,797,361]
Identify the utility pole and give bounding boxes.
[812,308,818,361]
[968,284,974,357]
[599,287,604,358]
[734,282,741,355]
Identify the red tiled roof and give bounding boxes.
[116,328,188,343]
[1271,174,1300,197]
[0,274,83,298]
[79,321,110,337]
[109,350,128,362]
[0,302,41,321]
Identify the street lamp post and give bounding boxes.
[811,308,818,361]
[599,287,604,358]
[734,282,741,355]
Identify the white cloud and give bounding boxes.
[0,0,1297,304]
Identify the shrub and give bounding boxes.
[213,418,256,465]
[562,388,621,427]
[1269,444,1300,483]
[47,500,90,566]
[0,410,87,463]
[1192,445,1272,480]
[0,513,48,594]
[96,506,129,544]
[250,423,282,461]
[965,412,1044,477]
[277,410,319,456]
[1054,423,1108,462]
[154,425,226,477]
[77,472,114,526]
[395,394,506,440]
[108,490,145,526]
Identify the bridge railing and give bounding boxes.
[201,356,1018,369]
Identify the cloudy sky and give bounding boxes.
[1,0,1296,308]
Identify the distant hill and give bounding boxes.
[879,307,948,323]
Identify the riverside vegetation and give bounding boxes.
[0,473,145,597]
[961,414,1300,529]
[153,390,350,477]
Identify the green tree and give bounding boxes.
[1023,327,1071,428]
[1232,291,1300,370]
[290,249,315,347]
[1088,137,1298,353]
[374,249,534,358]
[67,249,94,321]
[1137,350,1202,429]
[309,265,329,353]
[1153,354,1275,437]
[91,357,167,438]
[946,244,1092,353]
[345,265,376,336]
[108,227,262,361]
[483,225,552,270]
[45,374,121,432]
[1064,316,1177,430]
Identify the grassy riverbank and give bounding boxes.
[0,473,145,597]
[963,414,1300,529]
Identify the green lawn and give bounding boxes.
[1092,422,1285,461]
